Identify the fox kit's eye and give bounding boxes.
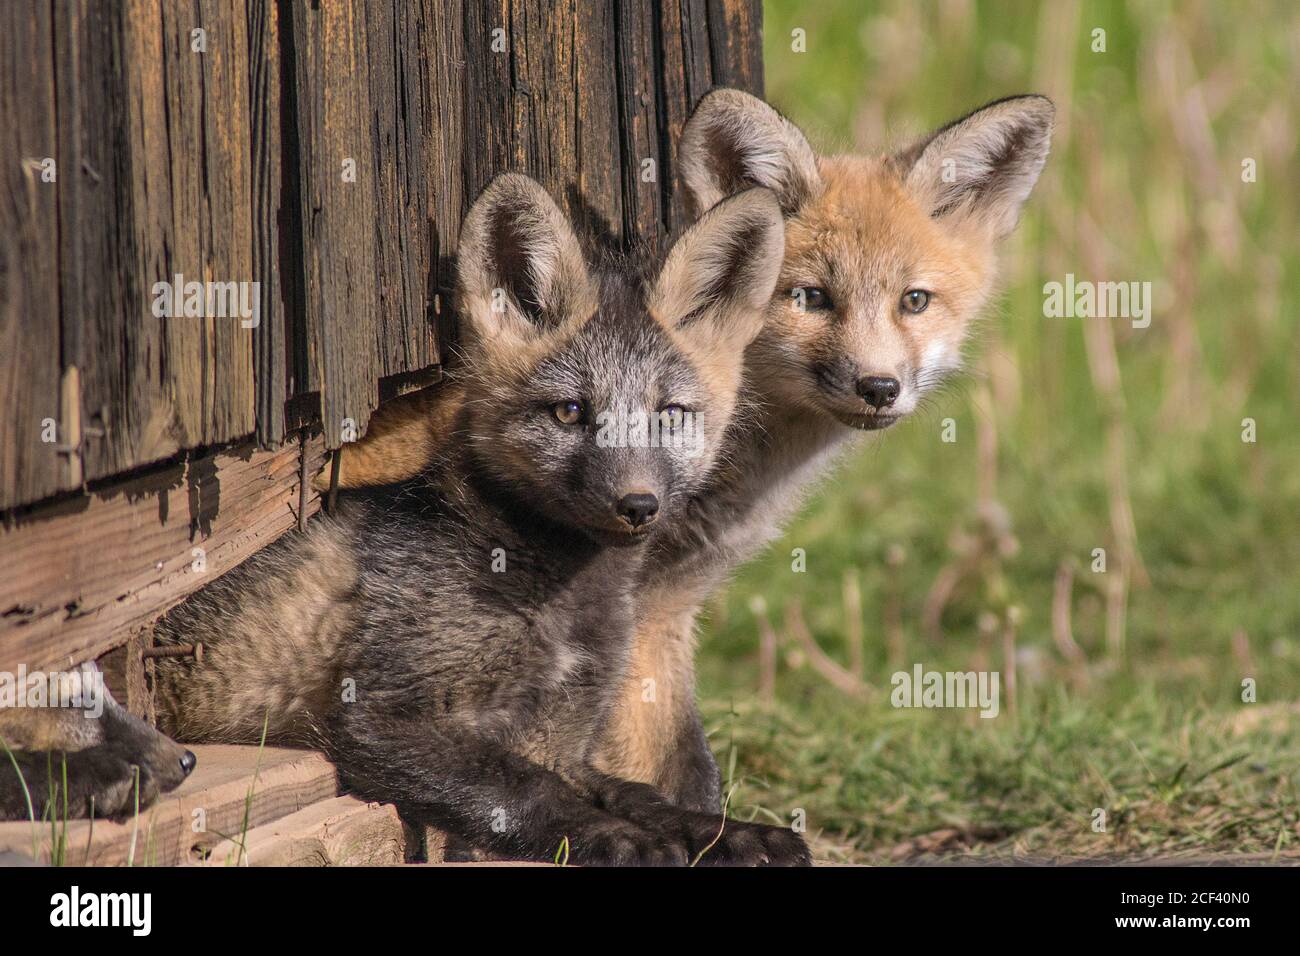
[659,405,688,430]
[552,400,584,425]
[901,289,930,314]
[789,287,833,312]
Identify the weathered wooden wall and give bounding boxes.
[0,0,762,671]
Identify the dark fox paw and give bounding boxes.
[594,778,812,866]
[559,817,690,867]
[689,817,812,867]
[618,803,811,866]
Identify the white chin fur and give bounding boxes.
[921,339,960,373]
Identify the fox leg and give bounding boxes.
[325,705,688,866]
[654,701,722,812]
[595,610,721,812]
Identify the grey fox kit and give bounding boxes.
[147,174,809,864]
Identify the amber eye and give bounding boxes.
[901,289,930,314]
[790,287,833,312]
[659,405,688,430]
[552,400,584,425]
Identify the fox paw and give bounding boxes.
[688,817,812,867]
[559,818,689,867]
[595,778,811,866]
[618,802,811,866]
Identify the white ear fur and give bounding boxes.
[650,186,784,350]
[679,89,822,217]
[456,174,595,345]
[894,95,1055,238]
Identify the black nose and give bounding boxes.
[616,493,659,528]
[179,750,197,776]
[856,375,901,409]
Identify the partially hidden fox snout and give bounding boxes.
[0,664,195,822]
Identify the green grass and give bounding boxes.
[694,0,1300,862]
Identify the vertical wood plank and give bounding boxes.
[461,1,623,248]
[570,1,624,244]
[0,1,63,509]
[54,0,154,484]
[288,0,380,447]
[420,0,464,337]
[277,0,449,436]
[658,0,708,234]
[52,0,257,491]
[124,0,256,454]
[250,0,287,447]
[614,0,666,249]
[459,0,513,211]
[657,0,764,235]
[362,0,439,382]
[706,0,764,93]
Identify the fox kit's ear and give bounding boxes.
[650,186,784,353]
[679,89,822,218]
[894,95,1054,238]
[456,174,596,347]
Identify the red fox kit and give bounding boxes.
[600,91,1056,808]
[321,92,1055,813]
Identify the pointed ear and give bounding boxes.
[456,174,596,347]
[893,95,1055,238]
[679,88,822,218]
[650,187,784,351]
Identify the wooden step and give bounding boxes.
[198,794,406,867]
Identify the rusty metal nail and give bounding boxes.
[327,450,342,514]
[298,427,310,533]
[142,642,203,662]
